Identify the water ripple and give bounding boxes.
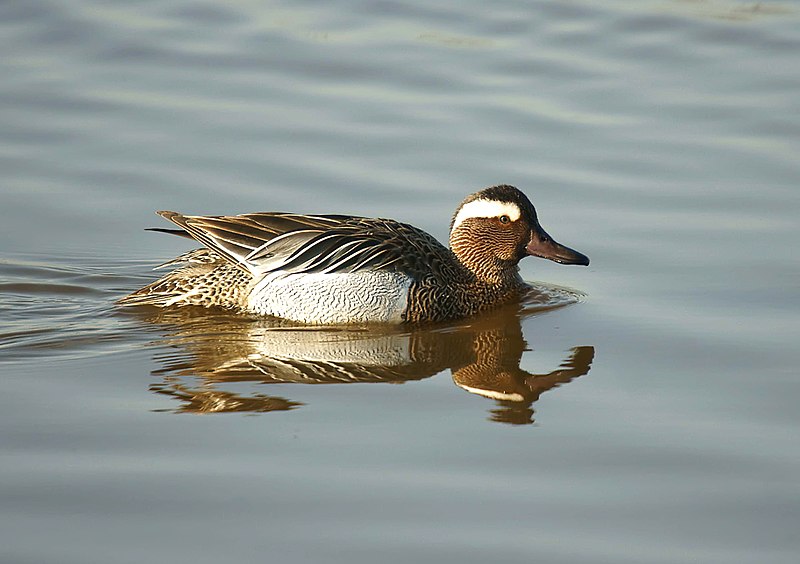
[0,255,156,361]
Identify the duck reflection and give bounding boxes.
[135,286,594,425]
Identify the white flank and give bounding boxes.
[248,271,413,324]
[451,199,521,231]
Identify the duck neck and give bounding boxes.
[449,234,524,289]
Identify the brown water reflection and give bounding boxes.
[132,287,594,424]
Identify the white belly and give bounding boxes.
[247,271,412,324]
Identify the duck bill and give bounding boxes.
[526,225,590,266]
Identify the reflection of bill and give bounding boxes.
[138,286,594,425]
[452,346,594,425]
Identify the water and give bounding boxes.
[2,1,799,563]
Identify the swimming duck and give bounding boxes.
[118,184,589,323]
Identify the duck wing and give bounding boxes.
[156,212,453,277]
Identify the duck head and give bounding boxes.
[449,185,589,283]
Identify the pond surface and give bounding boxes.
[1,1,799,563]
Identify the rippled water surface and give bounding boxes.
[2,1,799,563]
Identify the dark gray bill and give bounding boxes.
[525,224,590,266]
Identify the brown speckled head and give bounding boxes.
[449,185,589,284]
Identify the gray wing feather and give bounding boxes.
[250,232,400,275]
[156,212,429,277]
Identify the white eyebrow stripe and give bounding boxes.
[455,382,525,402]
[451,199,522,231]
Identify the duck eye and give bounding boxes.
[499,215,510,224]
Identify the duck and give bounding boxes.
[117,184,589,324]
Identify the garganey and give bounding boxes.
[118,185,589,323]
